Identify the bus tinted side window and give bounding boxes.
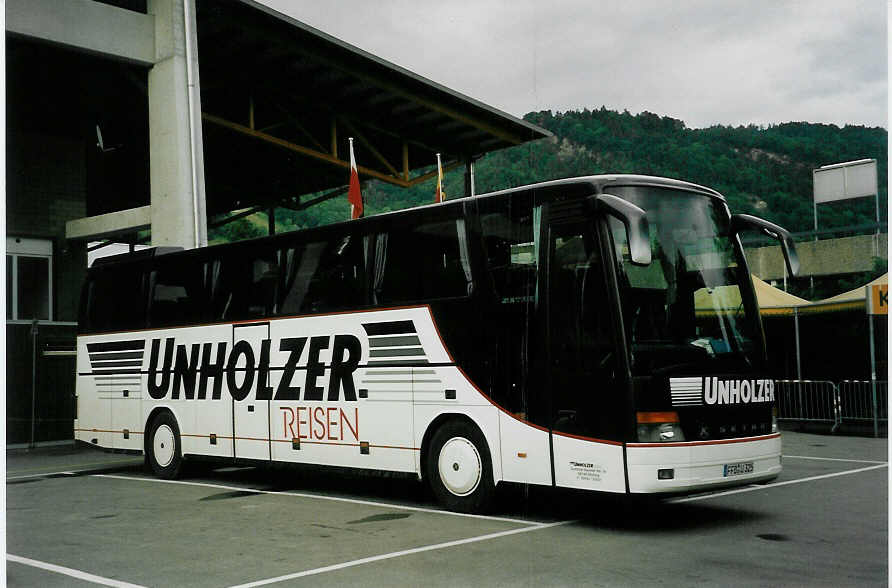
[149,257,208,327]
[479,192,536,302]
[304,235,367,312]
[373,219,472,304]
[278,241,325,315]
[210,247,280,321]
[279,235,367,315]
[475,193,536,415]
[84,264,146,333]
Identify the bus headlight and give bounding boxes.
[637,411,685,442]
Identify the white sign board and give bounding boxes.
[813,159,878,203]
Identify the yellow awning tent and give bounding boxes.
[694,274,809,317]
[685,273,887,316]
[797,273,888,315]
[749,274,810,316]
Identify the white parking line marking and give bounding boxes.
[7,462,142,480]
[7,459,142,478]
[7,470,80,481]
[227,520,575,588]
[93,474,540,526]
[671,463,888,504]
[783,455,887,464]
[7,554,146,588]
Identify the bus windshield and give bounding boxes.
[607,185,762,376]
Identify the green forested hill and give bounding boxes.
[211,108,887,241]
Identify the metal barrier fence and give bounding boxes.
[838,380,888,425]
[775,379,888,436]
[776,380,841,431]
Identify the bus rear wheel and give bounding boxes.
[426,420,494,513]
[147,412,183,480]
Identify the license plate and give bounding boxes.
[723,462,754,477]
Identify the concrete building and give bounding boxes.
[5,0,549,445]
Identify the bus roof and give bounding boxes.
[470,174,725,203]
[369,174,725,217]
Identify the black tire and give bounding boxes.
[426,420,495,513]
[146,412,183,479]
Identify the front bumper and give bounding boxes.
[625,433,781,494]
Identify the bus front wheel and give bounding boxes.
[147,412,183,480]
[426,420,494,513]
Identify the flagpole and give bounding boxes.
[350,137,355,219]
[435,153,444,203]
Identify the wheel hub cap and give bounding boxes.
[154,424,175,468]
[438,437,482,496]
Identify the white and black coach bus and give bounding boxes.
[76,175,799,512]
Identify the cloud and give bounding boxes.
[258,0,888,128]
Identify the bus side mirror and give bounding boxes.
[589,193,652,266]
[731,214,800,277]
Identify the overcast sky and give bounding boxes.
[258,0,887,129]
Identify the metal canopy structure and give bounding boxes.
[196,0,550,214]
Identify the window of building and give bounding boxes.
[6,237,53,321]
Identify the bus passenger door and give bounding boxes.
[542,210,626,492]
[232,323,271,461]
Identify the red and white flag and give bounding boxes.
[434,153,445,203]
[348,137,363,219]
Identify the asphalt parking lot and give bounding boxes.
[6,431,888,587]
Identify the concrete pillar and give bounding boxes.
[147,0,207,248]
